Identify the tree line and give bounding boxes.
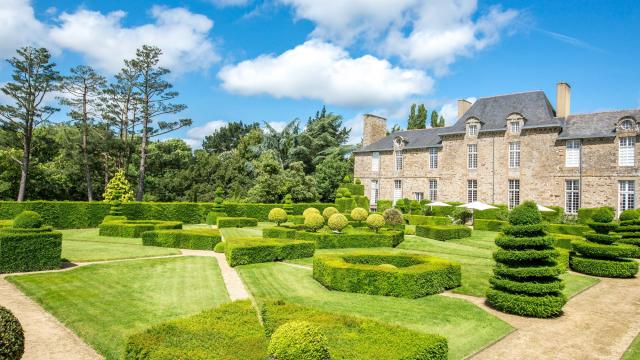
[0,46,353,203]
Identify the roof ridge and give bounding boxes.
[567,108,640,117]
[476,90,545,100]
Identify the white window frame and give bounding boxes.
[371,152,380,172]
[468,124,478,136]
[468,144,478,169]
[414,192,424,201]
[619,137,635,167]
[509,142,520,169]
[619,180,636,213]
[510,121,521,133]
[467,179,478,203]
[429,148,438,169]
[393,180,402,204]
[395,150,404,171]
[565,180,580,214]
[621,119,634,130]
[508,179,520,210]
[565,140,581,168]
[370,180,379,205]
[429,179,438,201]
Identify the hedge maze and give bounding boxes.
[98,220,183,238]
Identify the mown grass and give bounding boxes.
[622,333,640,360]
[8,256,230,360]
[238,261,513,360]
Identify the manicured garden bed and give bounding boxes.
[263,226,404,248]
[416,224,471,241]
[142,228,221,250]
[225,237,315,266]
[216,216,258,228]
[0,227,62,273]
[99,220,182,238]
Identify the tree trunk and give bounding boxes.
[136,99,149,201]
[82,89,94,201]
[17,122,32,202]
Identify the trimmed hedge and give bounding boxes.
[98,220,182,238]
[335,197,357,213]
[550,233,581,250]
[264,226,404,249]
[217,217,258,228]
[0,229,62,273]
[405,215,451,226]
[415,225,471,241]
[0,220,12,228]
[142,229,221,250]
[474,204,508,220]
[268,321,329,360]
[540,206,563,223]
[474,219,508,232]
[615,217,640,257]
[486,289,568,318]
[569,256,638,278]
[577,206,615,224]
[206,211,227,225]
[572,240,640,259]
[125,301,268,360]
[261,301,448,360]
[225,237,315,266]
[313,251,461,298]
[0,306,24,360]
[425,202,463,217]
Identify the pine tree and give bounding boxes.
[438,115,445,127]
[416,104,427,129]
[407,103,417,129]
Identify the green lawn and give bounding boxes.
[623,333,640,360]
[238,261,513,360]
[220,225,265,240]
[8,256,230,360]
[60,228,180,262]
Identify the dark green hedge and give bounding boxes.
[572,240,640,259]
[569,256,638,278]
[99,220,182,238]
[206,212,227,225]
[335,198,357,213]
[223,204,280,221]
[415,225,471,241]
[495,235,556,250]
[545,223,592,236]
[0,220,12,228]
[290,203,335,215]
[502,224,545,237]
[0,230,62,273]
[474,219,508,232]
[125,301,268,360]
[142,229,221,250]
[489,276,564,295]
[225,237,315,266]
[341,183,365,196]
[405,215,451,226]
[474,204,508,220]
[577,207,615,224]
[262,227,297,239]
[493,262,563,279]
[261,301,448,360]
[540,206,563,223]
[313,252,461,298]
[424,202,463,217]
[217,217,258,228]
[486,289,566,318]
[293,228,404,249]
[493,249,559,264]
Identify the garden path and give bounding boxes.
[182,249,251,301]
[460,273,640,360]
[0,275,102,360]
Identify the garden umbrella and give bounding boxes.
[457,201,497,225]
[428,201,451,209]
[537,204,555,212]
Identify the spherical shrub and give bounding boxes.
[304,213,325,232]
[354,178,361,185]
[336,188,352,198]
[383,208,403,227]
[619,209,640,222]
[366,214,385,232]
[12,211,43,229]
[508,201,542,225]
[303,207,320,218]
[322,207,339,220]
[268,321,329,360]
[268,208,288,226]
[0,306,24,360]
[328,213,348,232]
[213,242,225,253]
[591,207,614,223]
[350,207,368,222]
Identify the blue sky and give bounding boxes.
[1,0,639,147]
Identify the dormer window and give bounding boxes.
[621,119,635,130]
[510,121,521,133]
[468,124,478,136]
[506,113,524,135]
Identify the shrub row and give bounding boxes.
[225,237,315,266]
[216,217,258,228]
[262,226,404,249]
[569,256,638,278]
[544,223,592,236]
[141,229,222,250]
[577,207,615,224]
[474,204,508,220]
[415,225,471,241]
[404,215,451,226]
[98,220,182,238]
[474,219,508,232]
[0,229,62,273]
[313,252,461,298]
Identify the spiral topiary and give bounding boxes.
[383,208,403,229]
[322,207,339,220]
[571,207,639,277]
[304,213,325,232]
[0,306,24,360]
[12,211,43,229]
[366,213,385,233]
[619,209,640,222]
[487,201,566,318]
[328,213,348,233]
[614,210,640,250]
[303,208,321,218]
[268,321,329,360]
[268,208,288,226]
[350,207,368,223]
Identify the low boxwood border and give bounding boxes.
[569,255,638,278]
[225,237,315,267]
[98,220,182,238]
[217,217,258,228]
[415,225,471,241]
[313,251,461,298]
[141,229,221,250]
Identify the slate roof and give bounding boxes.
[354,127,447,153]
[558,109,640,140]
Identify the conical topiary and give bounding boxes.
[570,208,639,278]
[487,201,566,318]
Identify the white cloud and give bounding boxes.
[266,121,288,132]
[344,113,364,144]
[184,120,228,148]
[218,40,432,108]
[47,6,219,74]
[439,97,476,125]
[0,0,48,58]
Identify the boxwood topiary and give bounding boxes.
[327,213,348,233]
[0,306,24,360]
[303,208,320,218]
[350,207,368,223]
[366,214,385,232]
[214,241,226,253]
[487,202,566,318]
[12,211,43,229]
[304,213,325,232]
[383,208,403,228]
[619,209,640,221]
[268,321,329,360]
[590,207,614,223]
[322,207,339,220]
[614,212,640,257]
[268,208,288,226]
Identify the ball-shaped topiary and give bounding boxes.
[619,209,640,222]
[303,207,321,218]
[268,208,288,226]
[350,207,368,223]
[0,306,24,360]
[383,208,403,228]
[268,321,329,360]
[591,207,614,223]
[508,201,542,225]
[12,211,43,229]
[322,207,339,220]
[366,213,385,232]
[328,213,348,233]
[304,213,325,232]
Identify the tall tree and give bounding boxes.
[0,47,60,201]
[128,45,192,201]
[59,65,107,201]
[416,104,427,129]
[407,103,417,129]
[430,110,439,128]
[202,122,259,153]
[438,115,445,127]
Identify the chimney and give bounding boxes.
[362,114,387,147]
[457,99,472,118]
[556,82,571,118]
